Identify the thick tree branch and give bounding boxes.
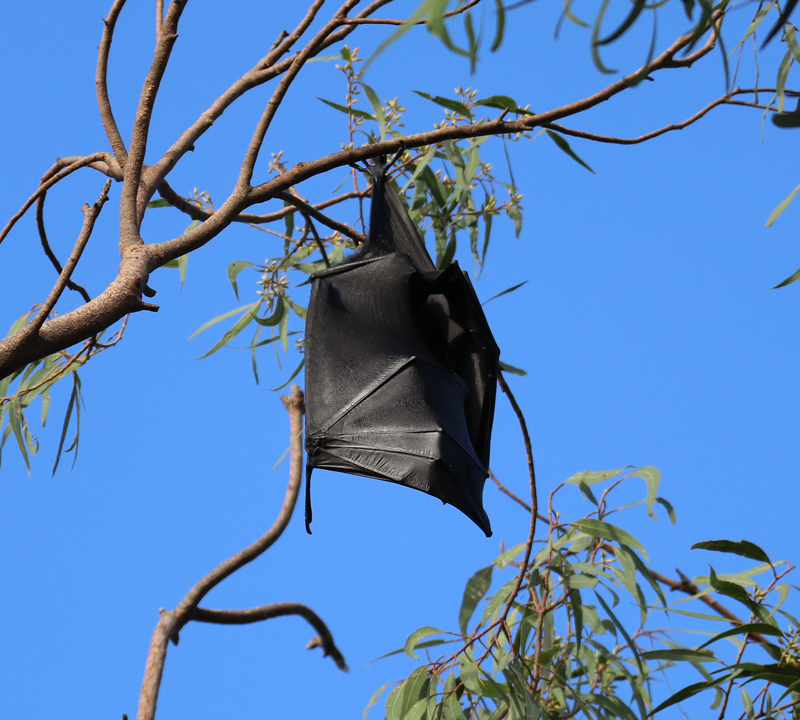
[21,181,112,340]
[136,386,305,720]
[192,602,348,671]
[97,0,129,162]
[119,0,188,243]
[0,9,729,381]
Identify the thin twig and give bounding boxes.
[489,469,551,523]
[0,153,111,246]
[238,0,362,189]
[157,181,368,226]
[650,569,769,645]
[136,386,305,720]
[36,193,92,303]
[496,371,538,627]
[339,0,482,24]
[21,181,112,341]
[277,191,367,244]
[192,602,348,671]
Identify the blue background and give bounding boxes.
[1,1,798,718]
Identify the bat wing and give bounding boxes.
[305,253,493,535]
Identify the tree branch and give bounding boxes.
[157,180,368,226]
[0,153,115,246]
[97,0,129,162]
[144,0,329,196]
[192,602,348,671]
[276,191,367,244]
[338,0,482,24]
[136,386,305,720]
[36,193,92,303]
[21,181,112,340]
[497,371,539,625]
[238,0,362,189]
[650,569,769,645]
[119,0,188,243]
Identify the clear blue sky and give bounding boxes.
[1,1,799,718]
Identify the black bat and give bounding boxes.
[303,154,500,536]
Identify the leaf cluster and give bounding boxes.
[367,469,800,720]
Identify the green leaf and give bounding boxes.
[546,130,595,173]
[253,296,286,327]
[198,306,259,359]
[494,542,526,569]
[459,565,493,635]
[656,496,677,523]
[364,681,395,720]
[650,679,724,715]
[473,95,526,114]
[413,91,472,119]
[766,180,800,228]
[227,261,256,301]
[707,567,761,613]
[364,0,431,72]
[628,465,661,519]
[363,84,386,141]
[403,626,447,659]
[189,302,259,339]
[571,519,649,560]
[480,576,520,625]
[507,204,522,238]
[498,361,527,376]
[52,381,78,475]
[425,0,471,60]
[400,146,437,194]
[697,622,784,649]
[640,648,716,663]
[482,281,528,306]
[491,0,505,51]
[730,2,773,55]
[691,539,771,564]
[317,97,374,121]
[146,198,172,208]
[776,49,792,112]
[565,468,624,486]
[269,357,304,392]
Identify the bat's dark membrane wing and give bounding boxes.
[304,161,500,536]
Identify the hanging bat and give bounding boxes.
[303,153,500,536]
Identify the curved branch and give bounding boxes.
[21,181,112,340]
[97,0,129,162]
[276,191,367,244]
[37,193,92,303]
[192,602,348,671]
[543,91,734,145]
[136,386,305,720]
[0,153,115,246]
[497,371,538,625]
